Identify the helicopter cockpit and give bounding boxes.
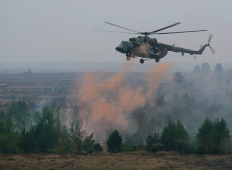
[116,41,133,53]
[118,41,129,47]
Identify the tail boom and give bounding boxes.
[197,44,208,55]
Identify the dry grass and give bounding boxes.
[0,151,232,169]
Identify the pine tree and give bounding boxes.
[7,100,31,132]
[197,118,215,154]
[83,133,96,154]
[214,63,223,74]
[201,63,211,74]
[69,121,84,152]
[173,72,184,83]
[197,118,230,154]
[33,107,59,152]
[106,130,122,153]
[160,120,189,151]
[214,118,230,154]
[0,111,21,153]
[160,120,176,151]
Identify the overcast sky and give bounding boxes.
[1,0,232,65]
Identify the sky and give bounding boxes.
[1,0,232,65]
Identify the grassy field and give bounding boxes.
[0,151,232,169]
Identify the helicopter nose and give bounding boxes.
[116,47,122,52]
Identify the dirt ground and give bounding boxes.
[0,151,232,169]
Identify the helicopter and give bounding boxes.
[105,22,215,64]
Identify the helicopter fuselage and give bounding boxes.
[115,36,209,63]
[116,36,169,61]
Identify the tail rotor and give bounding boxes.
[207,34,215,54]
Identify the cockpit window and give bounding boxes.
[118,42,131,48]
[122,42,127,47]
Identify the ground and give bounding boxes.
[0,151,232,169]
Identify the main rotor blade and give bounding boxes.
[155,30,207,35]
[208,34,213,44]
[148,22,181,34]
[92,29,137,34]
[104,21,140,33]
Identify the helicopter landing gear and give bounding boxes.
[140,59,144,64]
[155,58,160,63]
[126,53,131,61]
[126,53,131,57]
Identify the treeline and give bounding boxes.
[147,118,230,154]
[174,62,232,85]
[0,100,230,154]
[0,100,102,154]
[108,118,230,154]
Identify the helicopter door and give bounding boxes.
[149,46,161,56]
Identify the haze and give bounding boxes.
[1,0,232,66]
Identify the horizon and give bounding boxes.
[0,60,231,74]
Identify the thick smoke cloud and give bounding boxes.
[77,62,173,141]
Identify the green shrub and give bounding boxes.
[130,145,137,152]
[93,143,103,152]
[123,135,137,152]
[151,143,164,153]
[123,144,137,152]
[83,144,94,154]
[146,133,159,152]
[49,126,74,154]
[83,133,95,154]
[0,132,21,154]
[175,140,187,153]
[69,122,84,152]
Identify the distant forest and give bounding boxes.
[0,61,231,73]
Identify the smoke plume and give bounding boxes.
[77,62,173,141]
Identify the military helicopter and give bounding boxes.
[105,22,215,64]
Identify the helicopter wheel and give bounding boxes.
[126,53,131,57]
[140,59,144,64]
[155,58,160,63]
[126,57,130,61]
